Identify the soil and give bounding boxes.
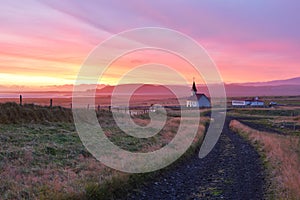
[125,118,266,200]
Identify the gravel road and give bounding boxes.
[126,118,265,200]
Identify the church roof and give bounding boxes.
[187,93,209,101]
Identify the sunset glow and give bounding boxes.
[1,1,300,89]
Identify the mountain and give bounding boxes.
[1,77,300,98]
[224,84,300,97]
[239,77,300,86]
[94,81,300,97]
[95,84,191,97]
[224,77,300,96]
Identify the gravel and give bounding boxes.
[126,118,265,200]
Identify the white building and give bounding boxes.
[232,97,264,107]
[186,81,211,108]
[232,100,248,106]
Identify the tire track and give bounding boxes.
[126,118,265,200]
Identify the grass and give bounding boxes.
[228,107,300,136]
[81,109,208,199]
[0,103,208,199]
[230,120,300,200]
[0,122,116,199]
[228,95,300,106]
[230,108,300,117]
[0,102,73,124]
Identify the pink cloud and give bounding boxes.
[0,0,300,87]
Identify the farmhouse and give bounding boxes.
[186,81,211,108]
[232,97,265,107]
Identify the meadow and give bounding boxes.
[1,96,300,199]
[228,105,300,199]
[0,102,208,199]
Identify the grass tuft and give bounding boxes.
[230,120,300,199]
[0,102,73,124]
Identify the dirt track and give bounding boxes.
[126,118,265,200]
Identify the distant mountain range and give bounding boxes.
[94,84,190,95]
[224,84,300,97]
[1,77,300,97]
[224,77,300,96]
[239,77,300,86]
[93,77,300,97]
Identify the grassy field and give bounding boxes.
[228,106,300,199]
[229,107,300,136]
[2,96,300,199]
[0,102,208,199]
[228,95,300,106]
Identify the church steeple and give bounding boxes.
[191,78,197,96]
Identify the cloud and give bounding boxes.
[0,0,300,87]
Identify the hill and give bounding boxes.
[240,77,300,86]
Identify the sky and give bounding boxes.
[1,0,300,89]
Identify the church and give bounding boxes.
[186,81,211,108]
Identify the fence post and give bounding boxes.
[50,99,53,108]
[19,95,23,106]
[87,104,89,110]
[97,105,100,112]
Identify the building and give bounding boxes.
[186,81,211,108]
[231,97,264,107]
[231,100,248,107]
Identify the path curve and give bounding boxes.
[126,118,265,200]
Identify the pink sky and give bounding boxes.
[1,0,300,89]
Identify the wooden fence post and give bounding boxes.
[50,99,53,108]
[19,95,23,106]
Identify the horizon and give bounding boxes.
[1,1,300,89]
[0,75,300,93]
[1,78,300,100]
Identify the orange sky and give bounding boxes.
[1,1,300,90]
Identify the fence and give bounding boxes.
[12,95,177,117]
[0,95,197,117]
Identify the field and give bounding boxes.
[228,95,300,106]
[228,107,300,136]
[228,105,300,199]
[0,94,181,108]
[1,95,300,199]
[0,102,207,199]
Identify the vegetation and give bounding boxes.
[228,103,300,199]
[229,108,300,136]
[0,102,73,124]
[0,103,207,199]
[230,108,300,117]
[4,97,300,199]
[230,120,300,199]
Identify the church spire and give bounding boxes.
[191,78,197,96]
